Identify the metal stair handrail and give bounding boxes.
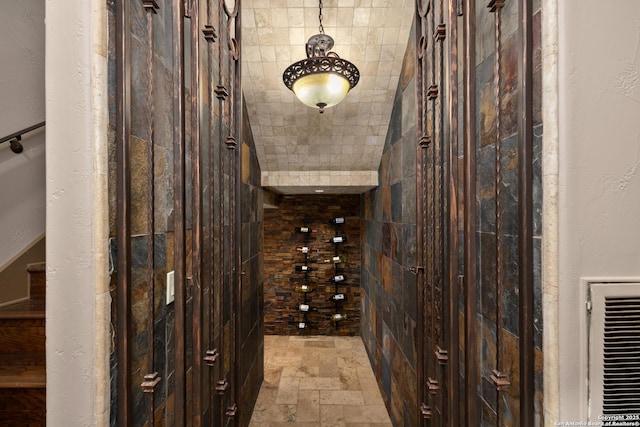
[0,121,46,154]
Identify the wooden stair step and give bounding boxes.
[0,353,46,388]
[0,300,45,319]
[0,317,45,354]
[0,388,46,425]
[0,263,47,425]
[26,262,46,301]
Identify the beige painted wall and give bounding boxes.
[0,1,46,272]
[45,0,110,425]
[557,0,640,422]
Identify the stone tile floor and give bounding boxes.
[249,335,393,427]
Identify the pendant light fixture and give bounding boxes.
[283,0,360,113]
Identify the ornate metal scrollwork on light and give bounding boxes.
[282,0,359,113]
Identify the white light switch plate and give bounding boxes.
[166,271,175,305]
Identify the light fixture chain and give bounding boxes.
[318,0,324,34]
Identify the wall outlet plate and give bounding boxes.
[166,271,175,305]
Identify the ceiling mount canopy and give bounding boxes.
[282,0,360,113]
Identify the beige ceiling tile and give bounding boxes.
[259,44,276,61]
[287,0,304,7]
[376,60,393,76]
[330,174,344,185]
[384,8,406,26]
[243,28,260,45]
[289,27,306,45]
[304,8,321,29]
[363,144,378,155]
[258,27,274,46]
[352,8,370,27]
[356,113,370,126]
[277,153,290,163]
[244,11,256,28]
[366,26,384,46]
[365,137,378,150]
[353,125,367,136]
[364,45,382,61]
[271,8,289,27]
[264,144,278,155]
[333,26,353,46]
[368,114,383,125]
[372,90,388,103]
[322,7,339,26]
[257,102,270,111]
[280,91,294,103]
[287,8,305,27]
[390,0,409,9]
[244,45,262,61]
[369,8,387,27]
[358,103,372,115]
[387,76,399,91]
[285,145,299,155]
[253,8,272,28]
[264,79,284,91]
[373,75,390,90]
[261,61,280,76]
[351,26,369,44]
[245,61,263,77]
[381,26,398,45]
[335,8,355,28]
[354,0,372,7]
[268,28,288,46]
[380,45,396,61]
[270,0,288,7]
[271,114,285,126]
[333,44,350,59]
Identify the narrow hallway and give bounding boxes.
[249,335,392,426]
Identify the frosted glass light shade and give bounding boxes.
[291,72,351,110]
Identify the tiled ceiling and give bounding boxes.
[241,0,414,194]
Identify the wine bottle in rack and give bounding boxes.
[331,313,347,321]
[297,304,318,312]
[296,246,317,254]
[295,265,314,272]
[323,255,345,264]
[326,236,346,244]
[295,226,317,234]
[329,293,346,301]
[328,274,346,283]
[328,217,345,225]
[296,284,313,293]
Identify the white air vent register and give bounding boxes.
[588,282,640,420]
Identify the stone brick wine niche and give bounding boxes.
[264,194,361,335]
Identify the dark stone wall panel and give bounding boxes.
[361,22,418,427]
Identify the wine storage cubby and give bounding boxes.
[263,194,361,335]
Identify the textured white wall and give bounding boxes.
[557,0,640,421]
[0,1,46,270]
[46,0,110,425]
